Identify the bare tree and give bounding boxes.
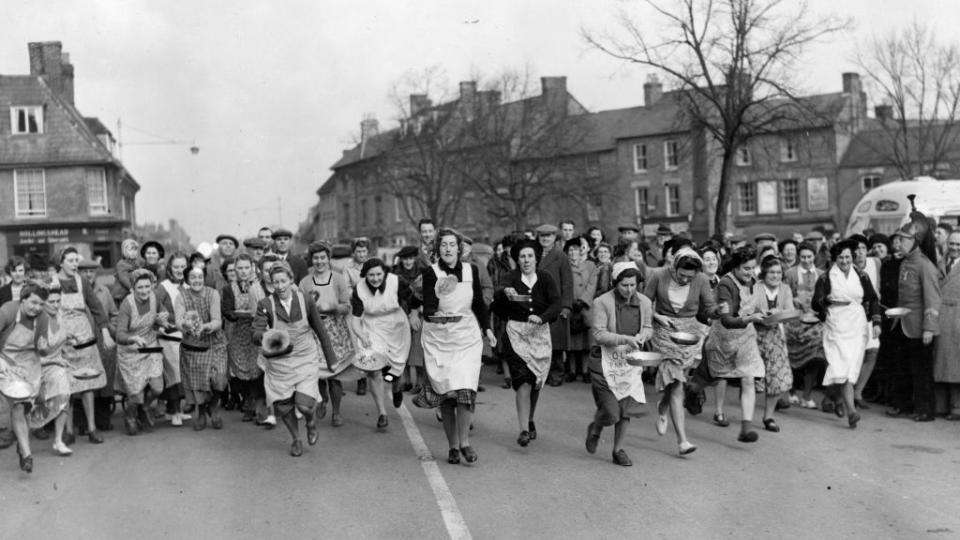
[456,69,597,231]
[584,0,848,235]
[381,66,468,227]
[855,21,960,179]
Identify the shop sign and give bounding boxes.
[16,228,70,245]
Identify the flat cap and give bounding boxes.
[804,230,825,240]
[272,228,293,239]
[78,259,101,270]
[656,223,673,235]
[535,224,558,234]
[617,224,640,233]
[397,246,419,259]
[754,232,777,243]
[243,237,267,249]
[215,234,239,246]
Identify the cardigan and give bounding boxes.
[643,269,717,324]
[811,265,882,324]
[590,289,653,347]
[491,270,562,324]
[716,274,756,330]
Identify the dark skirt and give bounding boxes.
[589,367,645,426]
[412,377,477,412]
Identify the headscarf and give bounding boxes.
[672,247,703,271]
[611,261,638,281]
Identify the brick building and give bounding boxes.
[0,41,139,269]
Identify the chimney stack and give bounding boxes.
[28,41,75,105]
[644,74,663,106]
[359,113,379,158]
[875,104,893,121]
[842,72,866,131]
[409,94,432,117]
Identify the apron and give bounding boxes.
[505,320,552,388]
[822,266,868,386]
[307,273,359,376]
[257,291,321,407]
[158,280,183,386]
[355,273,411,376]
[599,343,646,403]
[0,310,42,401]
[421,264,483,394]
[29,313,71,427]
[704,275,765,379]
[225,281,264,381]
[58,274,106,393]
[116,294,164,395]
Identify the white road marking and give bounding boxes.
[397,403,472,540]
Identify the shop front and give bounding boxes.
[2,223,126,271]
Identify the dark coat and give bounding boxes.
[537,243,573,350]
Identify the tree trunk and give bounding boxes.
[712,150,735,237]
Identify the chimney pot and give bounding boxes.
[28,41,74,105]
[409,94,431,117]
[842,72,861,94]
[875,104,893,121]
[644,74,663,106]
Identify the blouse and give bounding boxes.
[491,270,562,324]
[421,261,491,331]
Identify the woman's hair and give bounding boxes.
[220,258,236,279]
[758,254,782,280]
[829,239,856,261]
[721,245,758,275]
[797,241,817,257]
[432,228,462,259]
[563,237,583,253]
[20,282,50,302]
[698,243,720,259]
[613,267,642,286]
[185,266,206,282]
[510,239,543,265]
[131,268,156,286]
[165,251,189,279]
[269,262,294,280]
[360,258,388,278]
[612,238,637,260]
[259,253,280,272]
[778,239,798,252]
[5,256,27,275]
[585,226,603,246]
[846,234,869,249]
[58,246,78,265]
[308,242,331,261]
[675,253,703,272]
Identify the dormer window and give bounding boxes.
[11,106,43,134]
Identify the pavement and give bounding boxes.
[2,366,960,540]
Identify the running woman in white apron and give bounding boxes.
[414,229,496,466]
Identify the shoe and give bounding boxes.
[517,430,531,447]
[945,413,960,421]
[459,445,478,464]
[713,413,729,427]
[834,401,845,418]
[377,414,388,431]
[241,410,255,422]
[789,394,801,405]
[762,418,780,432]
[139,407,155,430]
[393,389,403,408]
[316,402,327,420]
[289,440,303,457]
[737,431,759,443]
[262,414,276,429]
[171,413,184,426]
[193,413,207,431]
[774,399,791,411]
[17,445,32,474]
[62,431,76,445]
[848,412,861,429]
[477,385,486,392]
[52,442,73,456]
[612,449,632,466]
[331,413,344,427]
[307,420,319,446]
[565,373,577,383]
[87,431,104,444]
[656,412,668,436]
[547,379,562,387]
[356,379,367,396]
[585,423,600,454]
[528,421,537,440]
[854,398,871,410]
[821,399,835,414]
[179,412,193,420]
[211,415,224,430]
[125,415,140,436]
[800,399,817,409]
[447,448,461,464]
[31,428,50,440]
[913,413,935,422]
[679,442,697,455]
[885,407,907,418]
[501,378,511,389]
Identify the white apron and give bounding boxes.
[505,320,552,388]
[355,273,411,377]
[0,310,42,401]
[158,280,183,386]
[257,292,321,407]
[116,294,164,395]
[600,343,646,403]
[822,266,869,386]
[56,273,106,392]
[421,264,483,394]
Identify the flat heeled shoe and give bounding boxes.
[125,416,140,436]
[517,431,531,447]
[316,402,327,420]
[87,431,104,444]
[331,413,344,427]
[501,378,511,389]
[62,431,76,446]
[737,431,759,443]
[848,412,861,429]
[447,448,461,464]
[678,442,697,455]
[854,398,871,410]
[762,418,780,432]
[913,413,935,422]
[585,423,600,454]
[612,449,632,466]
[211,416,224,430]
[17,445,33,473]
[376,414,388,430]
[289,440,303,457]
[656,412,668,436]
[241,410,255,422]
[52,442,73,456]
[713,413,729,427]
[307,423,319,446]
[459,445,478,464]
[194,414,207,431]
[528,421,537,440]
[834,401,845,418]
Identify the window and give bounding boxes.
[781,178,800,212]
[632,144,648,173]
[780,137,797,162]
[735,145,752,166]
[757,181,778,214]
[14,169,46,217]
[664,140,678,170]
[665,185,680,217]
[634,187,649,219]
[861,175,881,193]
[738,182,757,215]
[85,168,108,215]
[10,106,43,134]
[584,154,600,177]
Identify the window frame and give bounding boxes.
[14,169,47,218]
[665,184,681,217]
[632,143,648,173]
[780,136,797,163]
[737,182,757,215]
[10,106,44,135]
[663,140,679,171]
[85,168,109,216]
[781,178,800,213]
[735,145,752,166]
[634,187,649,219]
[861,175,881,193]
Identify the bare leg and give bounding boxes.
[329,380,343,415]
[843,382,856,414]
[802,369,817,401]
[764,391,779,420]
[54,411,67,446]
[667,382,689,445]
[740,376,756,422]
[612,418,628,452]
[368,373,386,416]
[440,401,458,449]
[457,404,473,447]
[10,404,30,456]
[715,380,727,416]
[81,391,100,439]
[855,349,878,401]
[515,384,531,431]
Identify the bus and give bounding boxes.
[844,177,960,237]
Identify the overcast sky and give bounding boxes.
[5,0,960,242]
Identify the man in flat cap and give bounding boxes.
[210,234,239,290]
[271,229,308,283]
[617,224,639,242]
[243,237,267,267]
[536,224,574,386]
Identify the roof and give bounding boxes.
[0,75,124,168]
[839,124,960,168]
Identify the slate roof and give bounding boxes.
[840,123,960,168]
[0,75,121,167]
